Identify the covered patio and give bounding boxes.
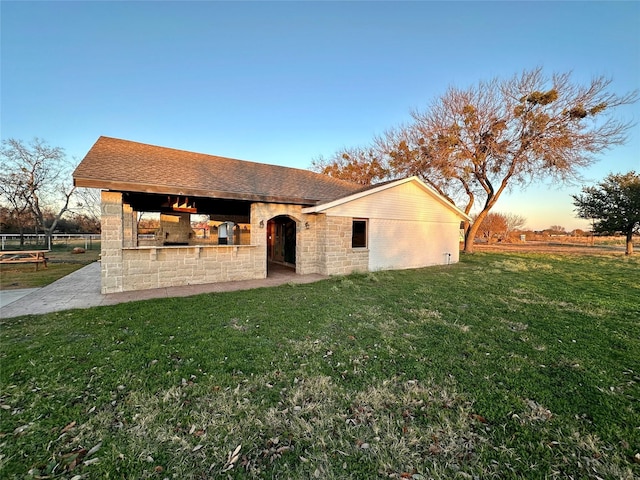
[73,136,361,293]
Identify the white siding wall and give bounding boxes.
[368,219,460,270]
[323,181,462,270]
[324,181,458,222]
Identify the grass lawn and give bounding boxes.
[0,246,100,290]
[1,252,638,479]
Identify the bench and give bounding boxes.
[0,250,49,271]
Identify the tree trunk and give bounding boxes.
[464,211,490,253]
[44,230,53,251]
[626,230,634,255]
[464,220,482,253]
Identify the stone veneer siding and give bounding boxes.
[100,193,370,294]
[316,215,369,275]
[250,203,317,275]
[121,245,262,291]
[249,203,368,276]
[157,212,193,245]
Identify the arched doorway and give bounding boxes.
[267,215,297,274]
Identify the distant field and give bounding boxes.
[474,241,629,255]
[1,251,638,479]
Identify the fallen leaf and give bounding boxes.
[87,441,102,457]
[13,424,29,435]
[471,413,488,423]
[229,444,241,463]
[62,420,76,433]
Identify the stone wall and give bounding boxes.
[122,202,137,248]
[121,245,263,291]
[250,203,320,275]
[319,216,369,275]
[157,212,194,245]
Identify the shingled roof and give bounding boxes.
[73,136,362,205]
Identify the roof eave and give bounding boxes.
[302,176,471,221]
[73,177,320,206]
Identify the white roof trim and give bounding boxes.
[302,176,471,221]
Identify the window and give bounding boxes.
[352,219,367,248]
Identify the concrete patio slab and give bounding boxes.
[0,288,41,309]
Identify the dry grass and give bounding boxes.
[44,374,489,479]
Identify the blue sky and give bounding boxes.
[2,1,639,230]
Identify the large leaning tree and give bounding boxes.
[312,68,638,253]
[0,138,76,247]
[572,171,640,255]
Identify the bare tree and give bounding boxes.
[0,138,76,248]
[72,187,101,226]
[0,167,33,244]
[505,213,527,235]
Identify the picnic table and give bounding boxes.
[0,250,49,270]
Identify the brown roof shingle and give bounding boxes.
[73,136,362,205]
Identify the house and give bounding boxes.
[73,137,470,294]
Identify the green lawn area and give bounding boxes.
[1,252,638,479]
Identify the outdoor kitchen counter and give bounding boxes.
[122,245,258,259]
[123,244,258,250]
[116,244,265,291]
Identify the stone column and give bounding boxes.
[101,191,124,293]
[122,201,137,248]
[250,203,268,279]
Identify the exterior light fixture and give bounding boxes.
[259,220,264,228]
[305,221,310,229]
